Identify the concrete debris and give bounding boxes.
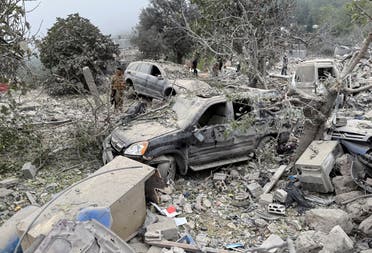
[21,162,38,179]
[0,177,20,188]
[359,215,372,236]
[273,189,288,203]
[212,172,227,181]
[335,191,363,205]
[0,188,14,198]
[295,230,326,253]
[305,208,353,233]
[260,234,284,253]
[332,175,359,195]
[146,219,178,241]
[246,182,263,198]
[268,203,286,215]
[259,193,273,205]
[320,225,354,253]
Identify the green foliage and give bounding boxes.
[0,0,30,82]
[0,94,42,174]
[346,0,372,25]
[131,0,196,63]
[39,14,119,84]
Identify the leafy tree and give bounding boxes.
[0,0,30,82]
[39,13,119,84]
[186,0,295,86]
[131,0,196,63]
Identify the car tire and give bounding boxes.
[157,156,176,183]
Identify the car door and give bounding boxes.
[134,63,151,96]
[146,64,165,98]
[188,101,235,167]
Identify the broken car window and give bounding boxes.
[150,65,162,77]
[295,65,315,82]
[197,102,228,127]
[233,100,253,121]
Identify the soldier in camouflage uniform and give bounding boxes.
[111,67,126,111]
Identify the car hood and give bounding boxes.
[170,79,212,94]
[111,121,178,150]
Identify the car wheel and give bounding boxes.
[256,136,277,164]
[157,156,176,183]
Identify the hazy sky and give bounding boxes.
[25,0,150,37]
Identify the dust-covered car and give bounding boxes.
[291,59,339,95]
[102,88,292,181]
[124,61,212,99]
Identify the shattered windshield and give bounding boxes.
[172,96,205,129]
[295,65,315,82]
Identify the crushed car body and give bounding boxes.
[103,88,294,180]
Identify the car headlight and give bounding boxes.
[124,141,149,156]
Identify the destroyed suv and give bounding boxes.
[125,61,211,99]
[103,89,291,180]
[291,59,339,95]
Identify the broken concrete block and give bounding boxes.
[17,157,155,251]
[296,141,342,193]
[359,214,372,236]
[332,176,358,195]
[146,219,178,241]
[260,234,284,253]
[305,208,353,233]
[0,177,19,188]
[295,230,326,253]
[247,182,263,198]
[0,188,14,198]
[273,189,288,203]
[213,172,227,181]
[268,203,286,215]
[320,225,354,253]
[335,191,363,205]
[259,193,273,205]
[21,162,38,179]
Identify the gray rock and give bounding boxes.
[320,225,354,253]
[230,169,240,179]
[259,193,273,205]
[0,177,19,188]
[332,176,358,195]
[335,191,363,205]
[21,162,38,179]
[359,215,372,236]
[254,218,268,228]
[247,182,263,198]
[305,208,353,233]
[273,189,288,203]
[295,230,326,253]
[0,188,14,198]
[260,234,284,253]
[203,198,212,208]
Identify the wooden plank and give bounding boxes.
[145,240,233,253]
[263,165,289,194]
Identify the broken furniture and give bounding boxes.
[31,219,135,253]
[296,140,343,193]
[16,156,155,251]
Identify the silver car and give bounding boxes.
[124,61,211,99]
